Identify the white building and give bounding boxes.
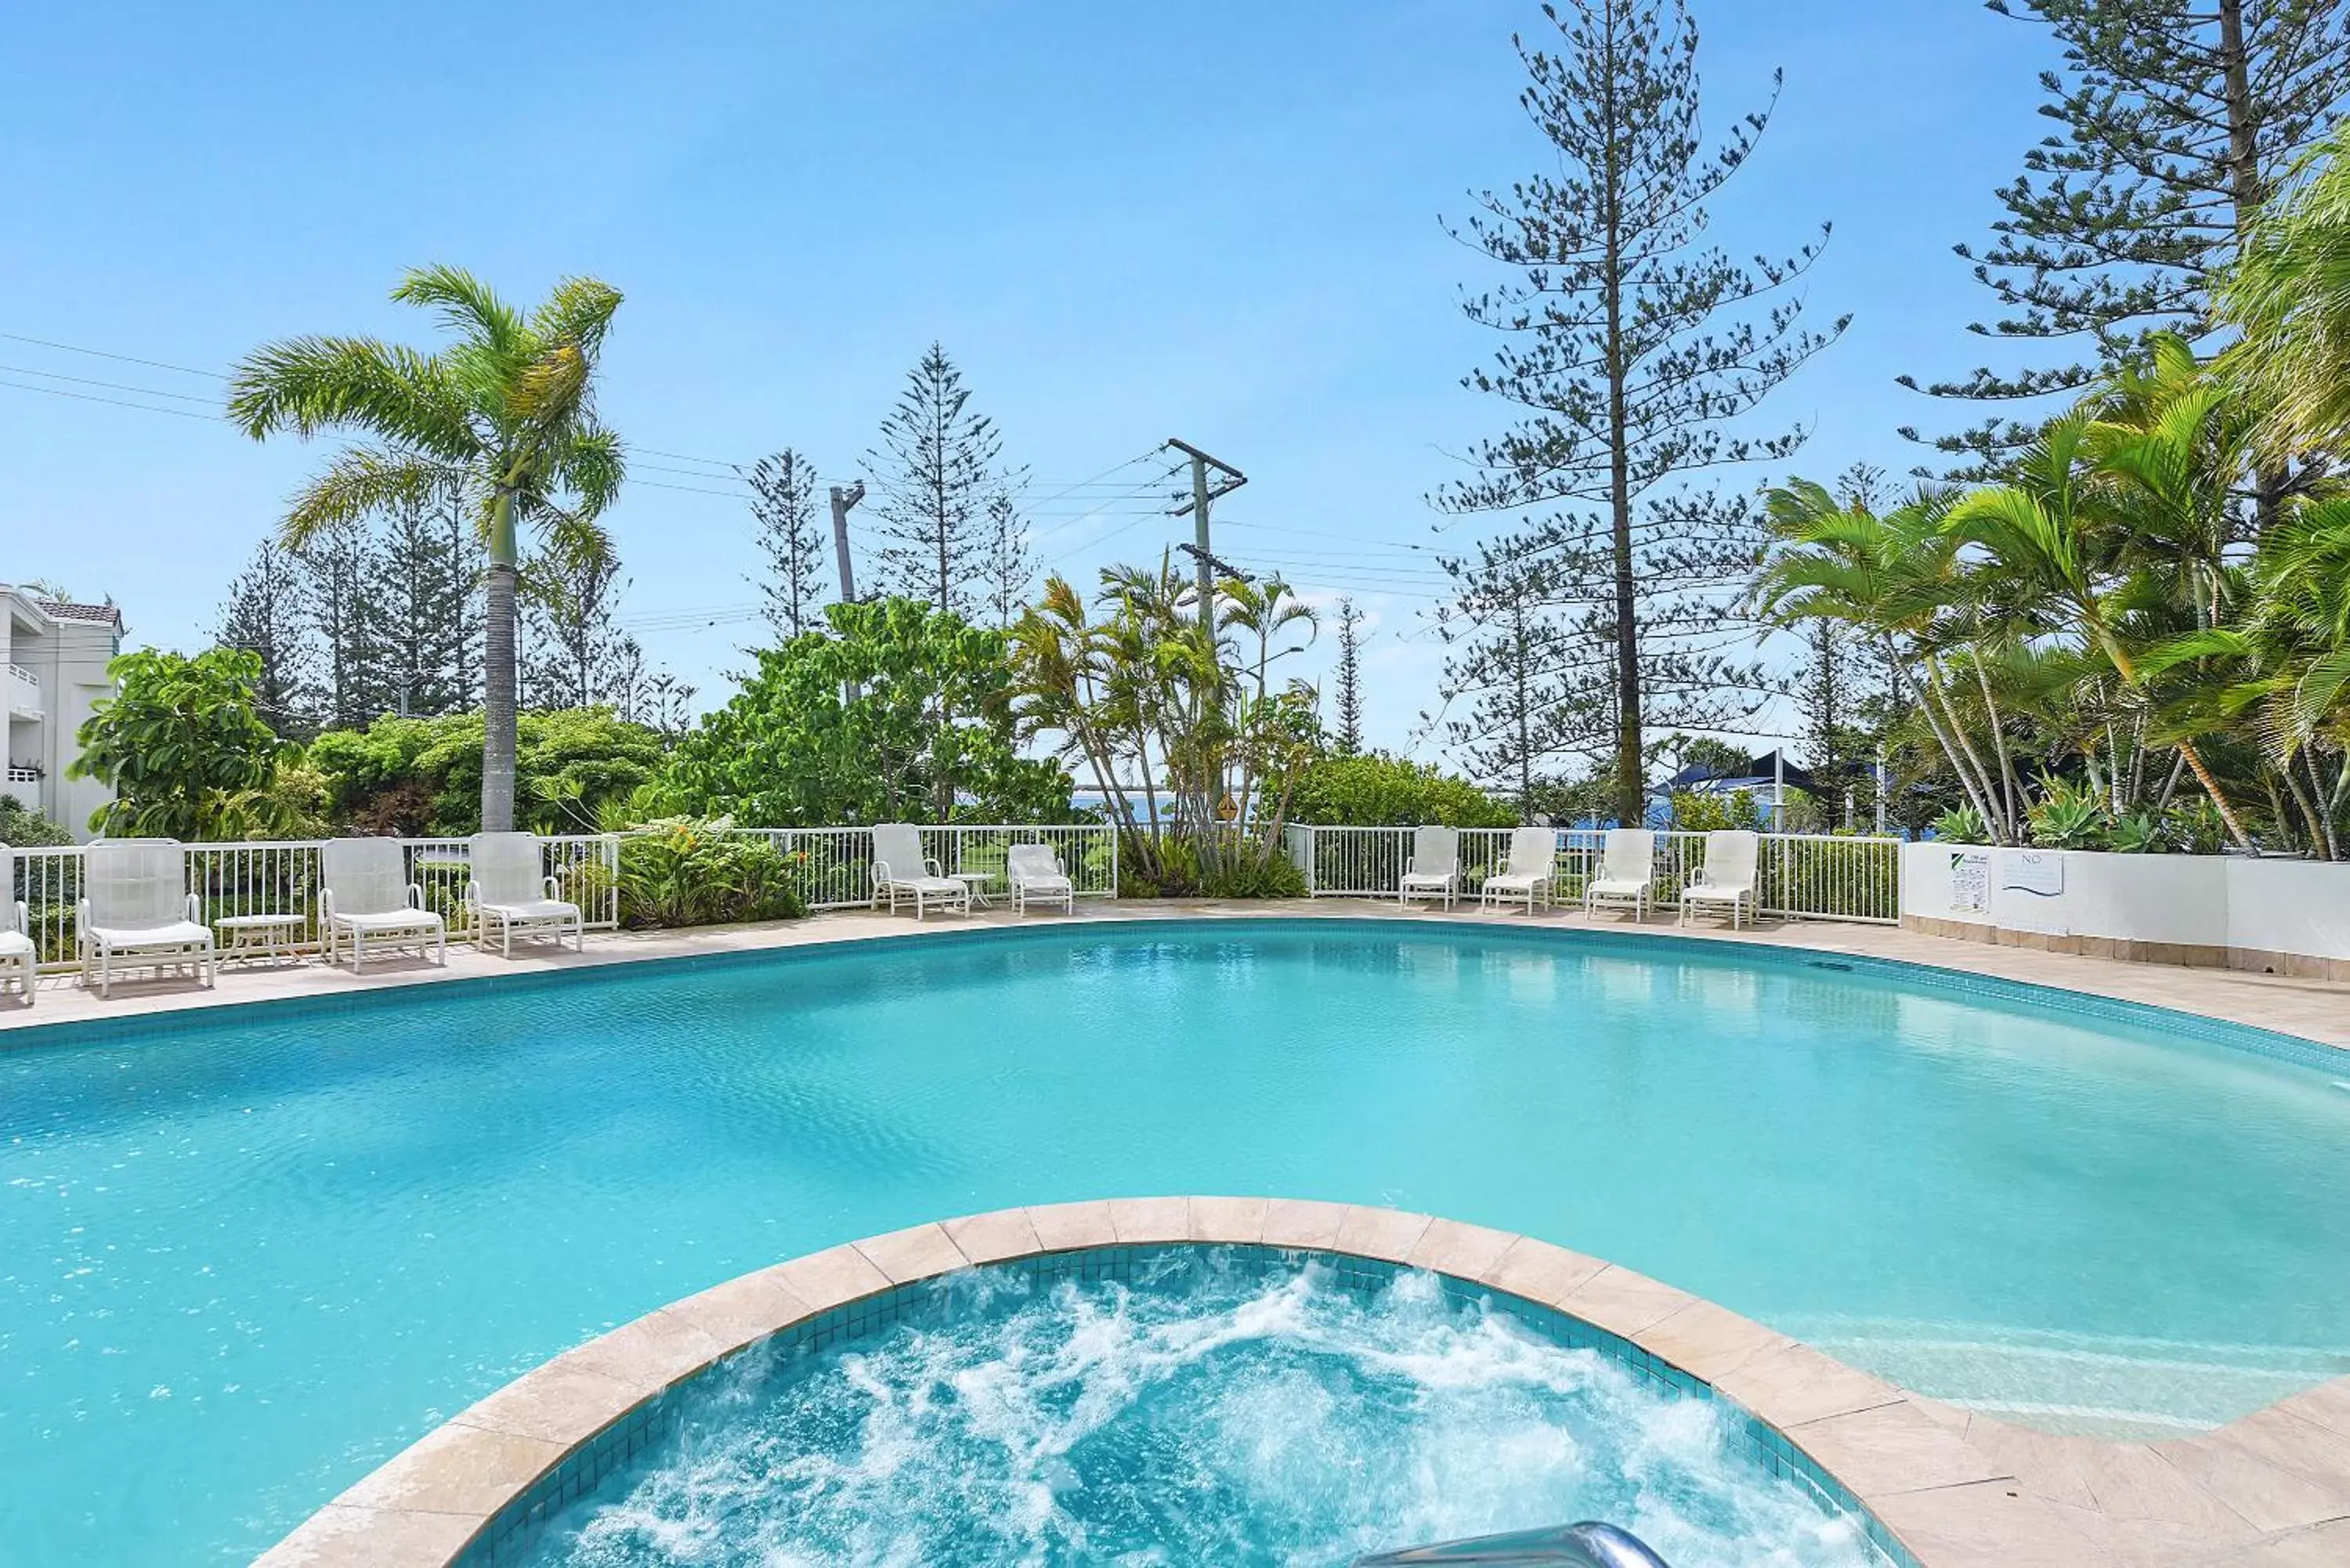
[3,584,122,840]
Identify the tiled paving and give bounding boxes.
[16,901,2350,1565]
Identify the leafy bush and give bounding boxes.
[613,818,805,928]
[0,793,74,848]
[1115,831,1308,899]
[1671,788,1764,832]
[1285,753,1516,828]
[667,598,1073,826]
[309,709,666,836]
[70,648,310,839]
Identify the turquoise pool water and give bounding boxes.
[514,1252,1881,1568]
[4,921,2349,1564]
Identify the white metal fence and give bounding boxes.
[3,821,1895,977]
[726,824,1119,912]
[1282,825,1902,924]
[9,836,622,974]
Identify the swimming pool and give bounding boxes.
[5,919,2348,1563]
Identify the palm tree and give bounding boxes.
[226,266,625,831]
[1943,417,2257,849]
[1217,573,1318,705]
[2221,119,2350,460]
[1755,480,2022,840]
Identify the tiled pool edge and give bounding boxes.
[251,1199,2350,1568]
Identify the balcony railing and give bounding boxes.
[5,663,38,719]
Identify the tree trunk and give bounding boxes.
[482,558,519,833]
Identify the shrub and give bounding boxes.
[613,818,806,928]
[0,793,74,848]
[1114,831,1308,899]
[663,598,1073,826]
[70,648,306,839]
[309,709,666,836]
[1285,753,1517,828]
[1671,788,1764,832]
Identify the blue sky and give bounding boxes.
[2,1,2059,763]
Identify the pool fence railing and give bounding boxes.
[6,823,1900,972]
[1280,825,1904,925]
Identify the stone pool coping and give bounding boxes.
[251,1201,2350,1568]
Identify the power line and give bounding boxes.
[0,362,222,404]
[0,377,226,422]
[0,331,227,379]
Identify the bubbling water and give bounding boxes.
[522,1259,1883,1567]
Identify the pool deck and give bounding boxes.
[10,900,2350,1566]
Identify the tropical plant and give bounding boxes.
[308,708,665,836]
[2223,114,2350,460]
[1007,558,1317,896]
[663,597,1071,827]
[1929,804,1990,844]
[2026,775,2110,848]
[613,818,805,928]
[227,264,627,835]
[1285,753,1517,829]
[70,649,306,840]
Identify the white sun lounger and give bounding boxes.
[1480,826,1559,914]
[1,842,33,1006]
[320,837,447,972]
[1007,843,1075,915]
[1399,825,1459,909]
[466,833,584,956]
[77,838,216,998]
[1583,828,1657,919]
[870,823,970,919]
[1680,829,1762,929]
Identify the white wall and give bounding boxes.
[1903,841,2350,966]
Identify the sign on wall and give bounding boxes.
[1948,850,1990,913]
[2002,851,2065,898]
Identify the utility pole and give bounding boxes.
[827,481,867,703]
[1165,439,1246,634]
[827,482,865,604]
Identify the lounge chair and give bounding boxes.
[1007,843,1075,915]
[1480,826,1559,914]
[870,824,970,919]
[76,838,216,998]
[320,837,447,972]
[1399,825,1459,909]
[1582,828,1657,919]
[1680,829,1762,929]
[1,842,32,1006]
[465,833,584,956]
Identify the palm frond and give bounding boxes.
[280,447,463,547]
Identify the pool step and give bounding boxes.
[1353,1519,1668,1567]
[1777,1316,2350,1440]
